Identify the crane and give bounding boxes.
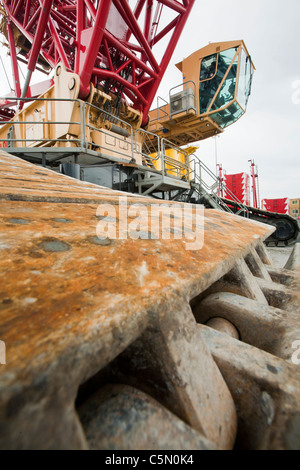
[0,0,196,126]
[0,0,298,242]
[0,1,300,451]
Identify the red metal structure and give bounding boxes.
[217,163,224,198]
[224,172,250,206]
[0,0,195,124]
[262,198,290,215]
[249,159,260,209]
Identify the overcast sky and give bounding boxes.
[0,0,299,203]
[154,0,300,202]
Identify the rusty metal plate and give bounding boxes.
[0,151,275,449]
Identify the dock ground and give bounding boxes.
[267,245,295,268]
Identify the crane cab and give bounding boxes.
[182,40,255,128]
[148,40,255,145]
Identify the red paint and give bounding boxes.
[262,198,290,215]
[6,21,21,98]
[2,0,195,125]
[249,159,260,209]
[224,172,251,206]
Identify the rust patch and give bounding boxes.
[0,151,278,450]
[0,152,273,370]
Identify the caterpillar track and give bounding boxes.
[0,151,300,450]
[198,190,299,247]
[219,198,300,247]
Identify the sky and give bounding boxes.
[0,0,299,203]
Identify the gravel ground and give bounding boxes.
[266,245,294,268]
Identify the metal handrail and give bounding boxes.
[0,96,187,180]
[149,80,197,125]
[0,96,135,161]
[155,96,169,122]
[169,80,197,116]
[189,153,249,217]
[135,128,161,162]
[191,158,233,213]
[161,137,190,180]
[0,96,86,150]
[0,96,248,212]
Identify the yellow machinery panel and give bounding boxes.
[150,148,192,180]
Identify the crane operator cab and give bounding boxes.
[198,41,254,128]
[149,40,255,145]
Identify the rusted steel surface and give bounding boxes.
[201,323,300,450]
[78,384,217,450]
[0,151,299,450]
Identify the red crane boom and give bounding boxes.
[1,0,195,125]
